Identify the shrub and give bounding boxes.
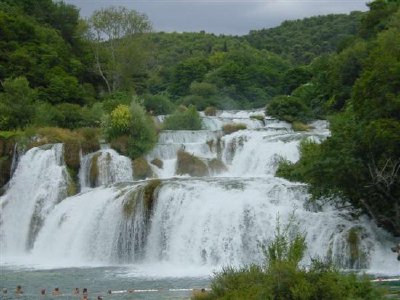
[176,150,209,177]
[163,106,202,130]
[222,123,247,135]
[106,100,158,159]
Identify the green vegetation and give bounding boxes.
[193,220,384,300]
[105,98,158,159]
[222,123,247,135]
[246,12,363,64]
[276,0,400,236]
[163,106,202,130]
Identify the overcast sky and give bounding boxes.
[65,0,368,35]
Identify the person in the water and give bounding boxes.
[15,285,23,295]
[2,288,7,294]
[52,287,61,296]
[40,288,46,296]
[73,287,80,295]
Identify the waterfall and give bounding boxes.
[0,112,397,276]
[0,144,68,255]
[79,149,133,190]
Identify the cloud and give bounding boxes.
[65,0,368,35]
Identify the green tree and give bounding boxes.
[88,6,152,93]
[0,77,35,130]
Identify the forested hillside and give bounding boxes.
[246,12,363,64]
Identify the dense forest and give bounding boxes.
[0,0,399,237]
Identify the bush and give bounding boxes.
[106,100,158,159]
[267,95,311,123]
[222,123,247,134]
[163,106,202,130]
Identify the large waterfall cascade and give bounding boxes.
[0,110,398,276]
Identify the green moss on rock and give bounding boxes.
[204,106,217,116]
[123,190,139,217]
[143,179,162,215]
[208,158,228,175]
[150,158,163,169]
[176,150,209,177]
[132,157,153,180]
[222,123,247,135]
[292,121,310,132]
[89,153,100,188]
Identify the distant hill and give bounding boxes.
[245,12,363,64]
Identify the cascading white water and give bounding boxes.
[0,111,398,276]
[79,149,133,190]
[0,144,68,255]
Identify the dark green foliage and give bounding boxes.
[246,12,363,64]
[143,94,175,115]
[0,77,35,130]
[277,3,400,235]
[169,57,210,96]
[163,106,202,130]
[266,95,311,123]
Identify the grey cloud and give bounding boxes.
[65,0,368,35]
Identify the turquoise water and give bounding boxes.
[0,266,211,300]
